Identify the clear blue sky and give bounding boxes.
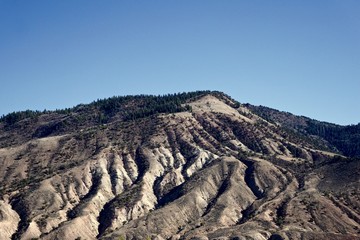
[1,1,359,125]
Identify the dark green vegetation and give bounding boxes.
[1,91,238,127]
[0,91,235,148]
[2,92,230,125]
[245,104,360,158]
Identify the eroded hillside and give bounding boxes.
[0,92,359,240]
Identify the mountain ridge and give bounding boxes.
[0,91,359,240]
[1,91,359,157]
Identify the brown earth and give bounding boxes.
[0,93,359,240]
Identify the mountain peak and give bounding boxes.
[189,94,239,114]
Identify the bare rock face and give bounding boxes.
[0,91,359,240]
[0,198,21,239]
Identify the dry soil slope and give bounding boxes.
[0,94,358,240]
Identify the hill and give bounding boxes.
[0,91,359,240]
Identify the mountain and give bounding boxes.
[0,91,359,240]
